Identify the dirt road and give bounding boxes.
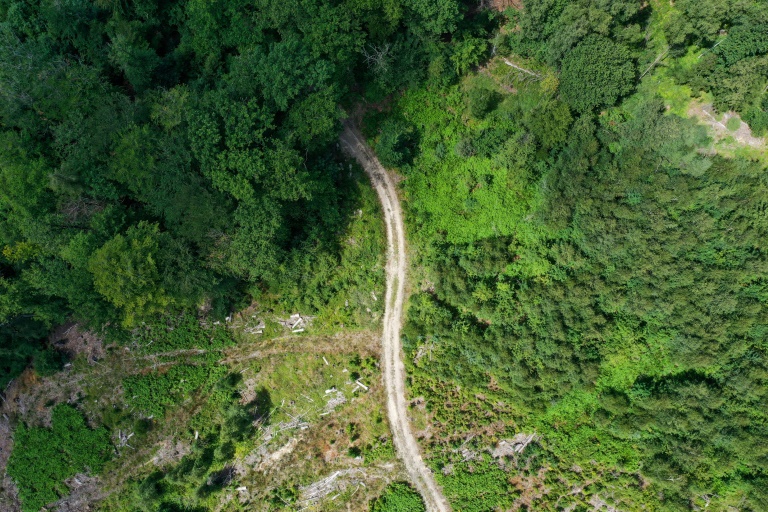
[340,120,450,512]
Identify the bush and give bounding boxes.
[131,313,235,353]
[123,363,227,417]
[33,347,67,376]
[376,119,418,168]
[743,107,768,135]
[7,405,112,512]
[466,86,501,119]
[726,116,742,131]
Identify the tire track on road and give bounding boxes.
[340,120,450,512]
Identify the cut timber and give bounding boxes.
[491,432,540,458]
[503,58,541,78]
[640,46,670,78]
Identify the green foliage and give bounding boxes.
[123,363,228,418]
[521,98,573,149]
[5,1,768,510]
[404,0,460,36]
[8,405,111,512]
[726,116,742,131]
[89,222,177,325]
[269,484,299,506]
[113,374,267,511]
[376,119,418,168]
[33,346,67,376]
[466,84,501,120]
[513,0,643,66]
[388,84,547,244]
[742,97,768,135]
[671,5,768,114]
[436,458,515,512]
[395,66,768,508]
[663,0,730,47]
[450,36,488,76]
[0,0,469,372]
[715,22,768,66]
[260,165,386,330]
[370,481,425,511]
[560,35,636,112]
[0,315,49,388]
[362,437,396,465]
[130,313,235,354]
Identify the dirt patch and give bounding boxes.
[0,323,107,426]
[51,474,106,512]
[0,415,22,512]
[50,323,105,363]
[494,0,522,9]
[0,416,14,476]
[478,0,521,10]
[151,438,192,467]
[688,101,765,149]
[1,368,86,427]
[221,330,380,366]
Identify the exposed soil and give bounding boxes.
[688,101,765,149]
[1,322,107,428]
[0,416,21,512]
[49,322,105,364]
[340,120,451,511]
[220,330,380,366]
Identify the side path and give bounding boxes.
[340,119,450,512]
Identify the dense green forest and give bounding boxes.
[3,0,768,510]
[375,0,768,510]
[0,0,490,387]
[0,0,477,510]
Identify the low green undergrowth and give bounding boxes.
[123,362,228,418]
[8,405,112,512]
[130,313,236,354]
[370,481,425,512]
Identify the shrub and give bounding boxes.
[466,86,501,119]
[131,313,235,353]
[726,116,742,131]
[33,347,66,376]
[123,364,227,417]
[743,107,768,135]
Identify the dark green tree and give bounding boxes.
[559,35,635,112]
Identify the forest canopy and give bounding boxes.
[0,0,483,384]
[2,0,768,510]
[362,0,768,509]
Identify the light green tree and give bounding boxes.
[88,222,173,325]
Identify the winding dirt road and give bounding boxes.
[340,120,450,512]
